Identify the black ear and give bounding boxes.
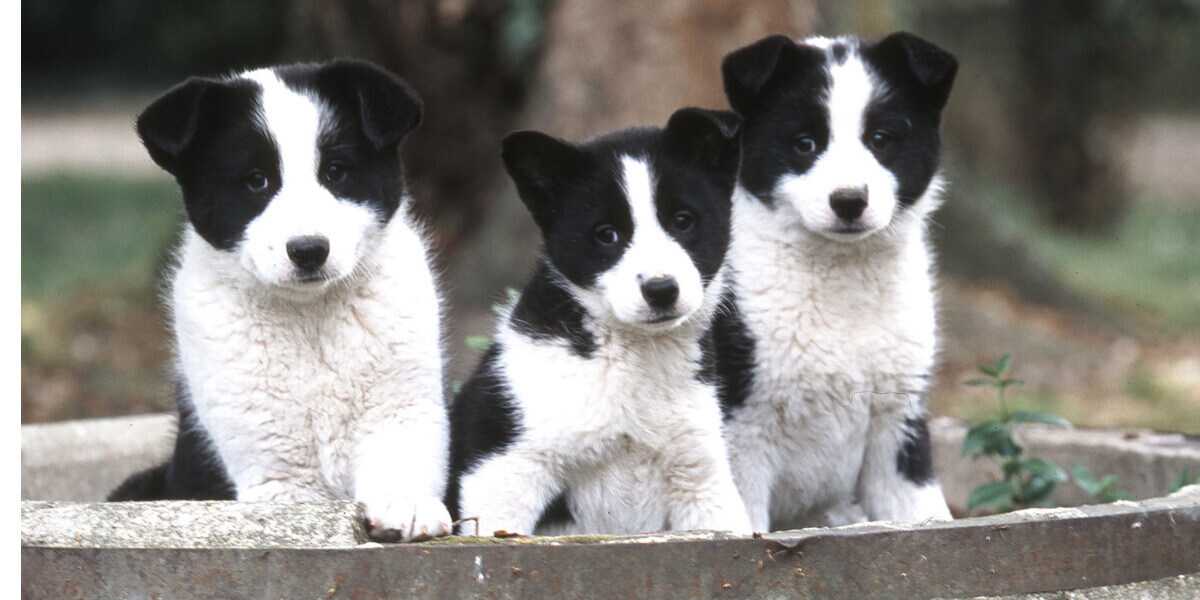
[663,107,742,174]
[136,77,220,176]
[318,59,423,150]
[721,35,794,115]
[872,32,958,110]
[501,130,588,229]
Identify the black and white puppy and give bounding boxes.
[715,33,958,529]
[108,60,452,542]
[446,108,752,536]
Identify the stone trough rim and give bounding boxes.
[20,415,1200,598]
[21,488,1200,599]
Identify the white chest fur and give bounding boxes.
[724,189,938,527]
[169,213,446,502]
[458,314,751,535]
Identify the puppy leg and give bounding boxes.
[663,409,753,534]
[857,403,951,522]
[457,450,563,537]
[729,452,772,533]
[353,403,453,542]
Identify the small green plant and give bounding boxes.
[963,354,1072,513]
[1169,468,1200,494]
[1072,465,1133,502]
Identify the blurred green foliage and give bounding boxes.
[978,185,1200,334]
[22,174,179,303]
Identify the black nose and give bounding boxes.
[286,236,330,271]
[830,188,868,221]
[640,277,680,310]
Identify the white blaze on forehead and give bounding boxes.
[242,69,323,183]
[770,43,902,240]
[233,69,380,292]
[620,155,660,252]
[581,154,706,327]
[821,49,879,146]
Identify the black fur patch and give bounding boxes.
[860,33,957,206]
[108,384,235,501]
[722,41,831,207]
[276,60,422,224]
[705,289,757,418]
[509,261,597,358]
[830,42,849,64]
[896,416,935,485]
[137,77,278,251]
[445,345,523,520]
[534,493,575,530]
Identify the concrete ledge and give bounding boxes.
[20,488,1200,599]
[21,501,367,549]
[22,414,174,502]
[20,416,1200,598]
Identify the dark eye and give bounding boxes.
[594,224,621,246]
[244,171,270,193]
[322,162,349,185]
[672,210,696,232]
[867,130,895,152]
[794,136,818,155]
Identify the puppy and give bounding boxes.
[109,60,452,542]
[715,33,958,529]
[446,108,751,536]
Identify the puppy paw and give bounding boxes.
[362,496,452,542]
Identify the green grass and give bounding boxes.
[22,172,181,422]
[22,172,181,304]
[979,186,1200,334]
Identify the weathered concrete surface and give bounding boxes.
[954,574,1200,599]
[21,488,1200,599]
[22,501,366,549]
[931,417,1200,510]
[23,414,1200,507]
[22,414,174,502]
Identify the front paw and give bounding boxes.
[708,512,754,535]
[361,496,452,542]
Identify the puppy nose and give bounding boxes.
[286,235,330,271]
[640,277,680,310]
[830,188,868,221]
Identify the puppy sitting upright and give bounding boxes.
[715,33,958,529]
[109,60,451,542]
[447,108,751,536]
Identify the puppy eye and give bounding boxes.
[322,162,349,185]
[594,224,621,246]
[867,130,895,152]
[671,210,696,232]
[794,136,818,155]
[244,171,271,193]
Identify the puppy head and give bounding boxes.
[723,32,957,242]
[137,59,422,300]
[502,108,741,333]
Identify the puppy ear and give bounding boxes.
[136,77,219,176]
[501,130,588,230]
[318,59,424,150]
[721,35,794,115]
[663,107,742,175]
[871,32,958,110]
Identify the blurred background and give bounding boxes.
[21,1,1200,431]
